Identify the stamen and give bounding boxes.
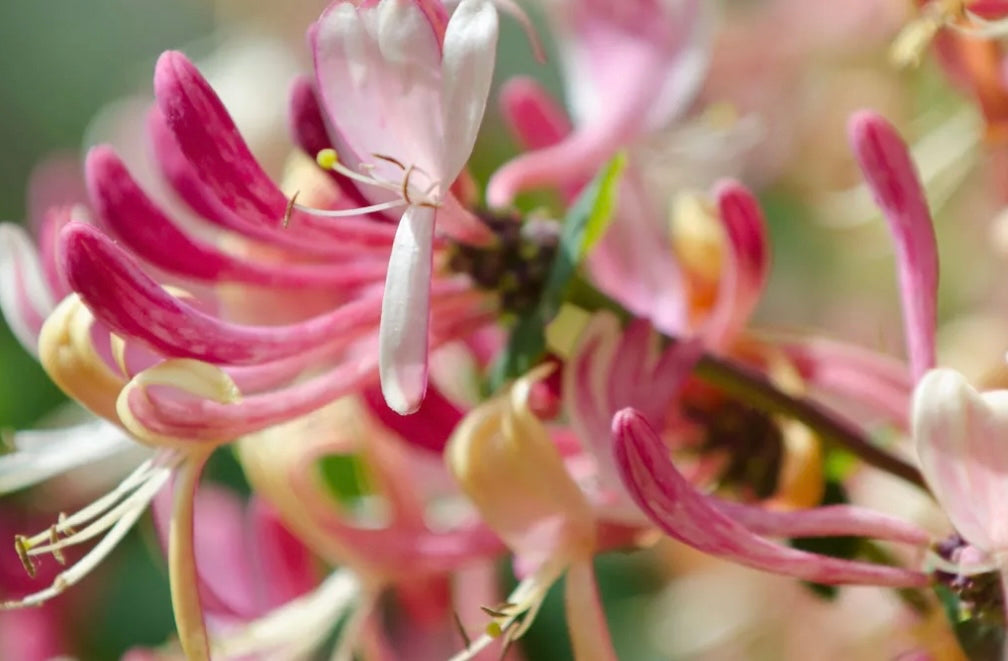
[453,610,472,649]
[372,153,406,170]
[291,198,408,218]
[14,535,36,578]
[283,191,300,229]
[48,526,66,565]
[1,469,165,610]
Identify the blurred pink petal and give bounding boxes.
[849,111,938,382]
[614,408,929,587]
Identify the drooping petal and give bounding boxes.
[849,111,938,382]
[614,408,929,587]
[311,0,446,186]
[912,368,1008,552]
[438,0,498,185]
[0,419,138,494]
[379,206,435,414]
[0,224,56,355]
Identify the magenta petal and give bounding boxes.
[702,180,770,347]
[613,408,929,587]
[86,146,388,290]
[500,76,572,152]
[147,107,383,260]
[247,498,317,609]
[154,51,395,246]
[849,111,938,382]
[361,382,463,453]
[59,223,382,364]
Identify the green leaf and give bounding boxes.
[539,152,626,317]
[490,154,626,387]
[317,453,373,507]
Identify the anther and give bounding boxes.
[479,605,511,618]
[316,148,338,171]
[48,526,66,565]
[14,535,36,578]
[372,153,406,170]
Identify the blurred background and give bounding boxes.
[2,0,1005,658]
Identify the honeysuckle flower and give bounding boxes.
[237,395,508,659]
[310,0,499,414]
[445,365,618,660]
[487,0,711,206]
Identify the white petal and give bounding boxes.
[0,223,55,356]
[439,0,498,185]
[0,418,137,493]
[912,368,1008,551]
[379,205,435,414]
[312,0,444,187]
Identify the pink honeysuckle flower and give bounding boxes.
[613,407,931,588]
[486,0,710,207]
[310,0,499,414]
[55,50,496,446]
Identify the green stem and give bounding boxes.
[693,353,927,491]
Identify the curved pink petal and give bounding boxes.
[154,51,396,246]
[311,0,447,187]
[701,180,770,348]
[614,408,929,587]
[714,501,930,546]
[849,111,938,383]
[148,107,380,260]
[913,368,1008,553]
[87,146,389,289]
[500,76,572,152]
[59,222,384,364]
[486,0,709,206]
[775,335,912,427]
[379,206,435,414]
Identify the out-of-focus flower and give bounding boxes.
[488,0,710,205]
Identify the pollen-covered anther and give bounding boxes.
[14,535,36,578]
[1,455,177,610]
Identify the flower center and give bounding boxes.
[446,213,559,315]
